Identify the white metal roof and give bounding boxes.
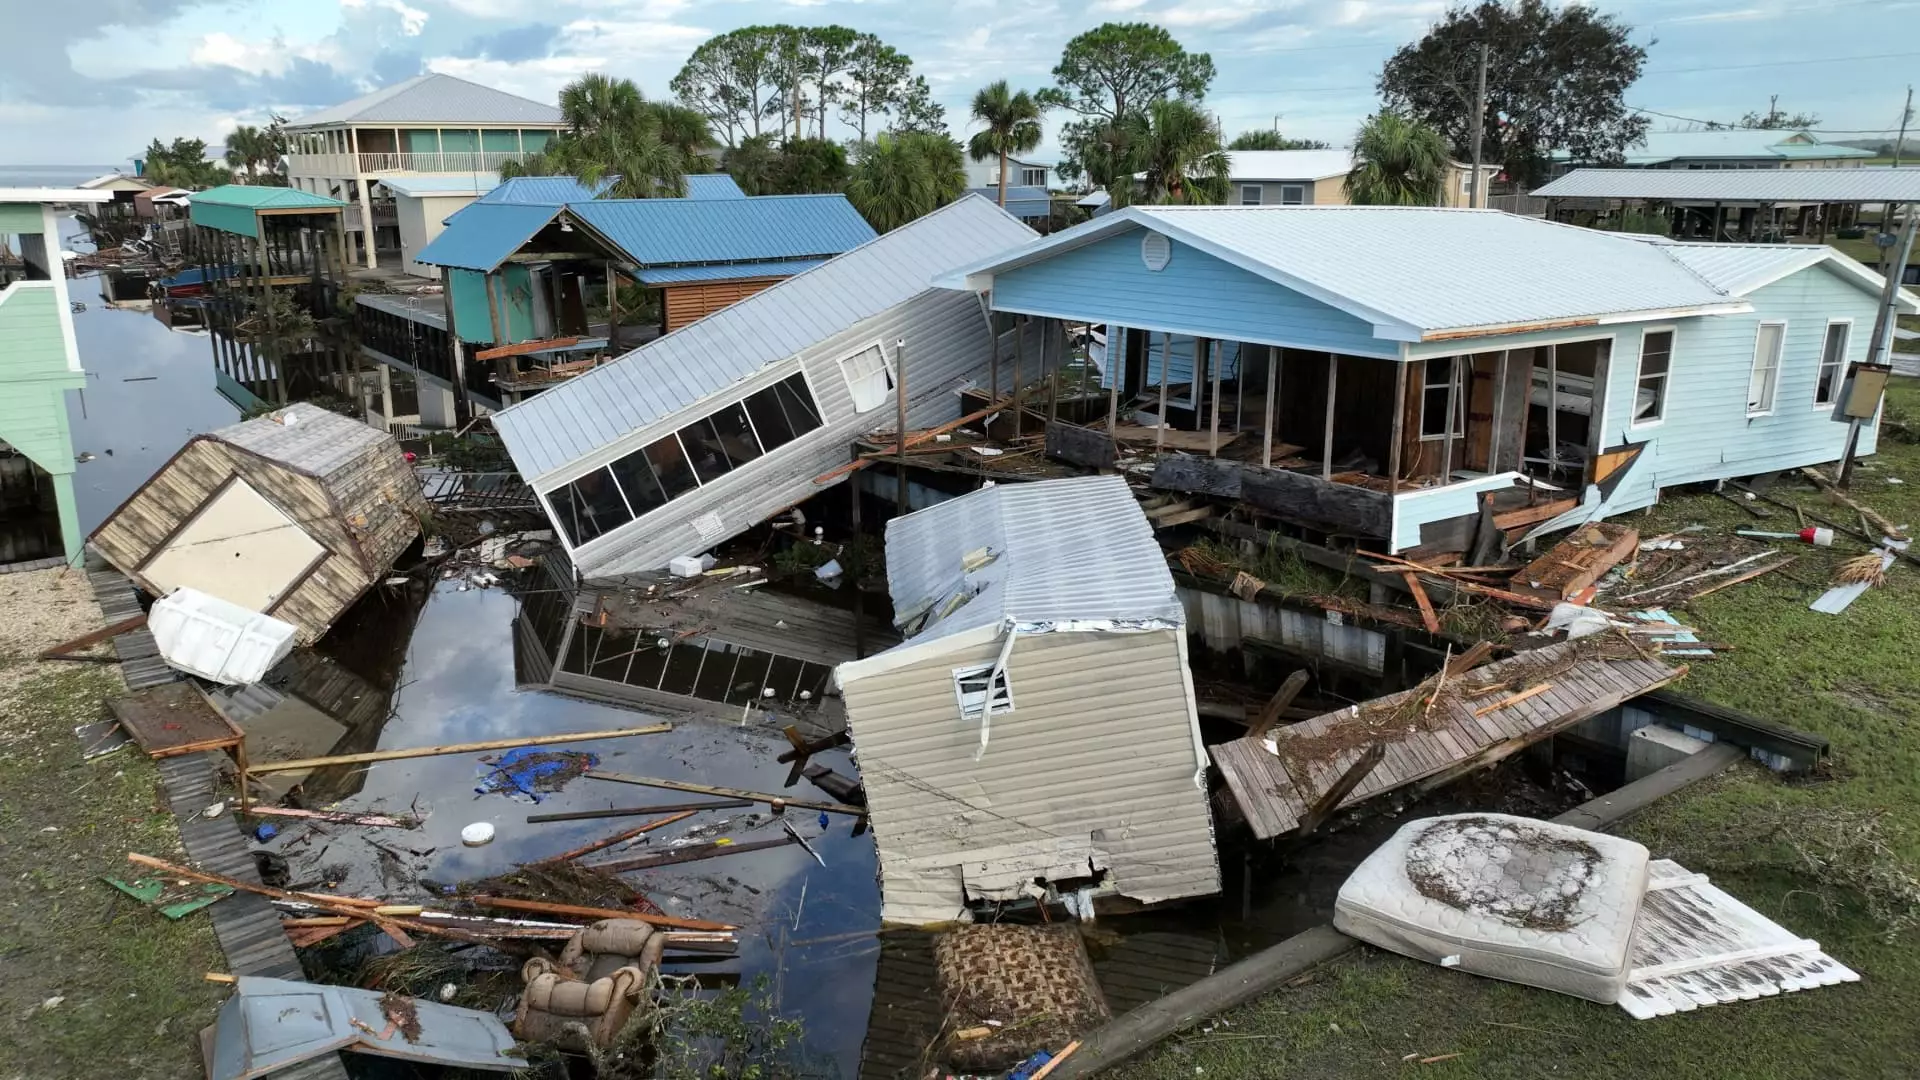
[286,73,563,128]
[1534,168,1920,203]
[1226,149,1355,182]
[1551,130,1875,165]
[491,194,1037,482]
[1640,239,1919,311]
[0,188,114,205]
[863,474,1186,657]
[376,174,498,198]
[952,205,1761,340]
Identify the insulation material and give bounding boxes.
[1334,814,1650,1003]
[933,925,1110,1072]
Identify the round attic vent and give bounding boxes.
[1141,232,1171,271]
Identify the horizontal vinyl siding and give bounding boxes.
[990,227,1387,356]
[1595,264,1881,515]
[841,629,1218,925]
[0,284,82,473]
[570,288,1000,578]
[1390,472,1530,551]
[0,204,46,234]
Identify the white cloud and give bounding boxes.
[1159,5,1262,28]
[340,0,430,35]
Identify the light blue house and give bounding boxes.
[946,205,1917,553]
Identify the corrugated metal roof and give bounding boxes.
[631,258,828,284]
[191,185,345,210]
[1552,129,1875,165]
[965,186,1051,220]
[685,174,747,199]
[1534,167,1920,202]
[1226,149,1355,181]
[377,175,497,198]
[880,474,1186,647]
[286,73,563,128]
[474,174,743,206]
[569,195,875,266]
[212,402,394,481]
[490,194,1035,482]
[1640,242,1832,296]
[414,203,560,271]
[956,205,1751,337]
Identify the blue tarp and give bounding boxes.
[475,746,599,802]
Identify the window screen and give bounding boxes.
[644,434,699,498]
[1815,322,1849,406]
[839,344,893,413]
[609,449,669,517]
[1749,322,1785,415]
[1420,356,1466,439]
[705,402,764,470]
[679,417,736,484]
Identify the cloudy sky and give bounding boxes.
[4,0,1914,166]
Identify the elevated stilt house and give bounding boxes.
[946,206,1917,554]
[489,195,1039,580]
[834,474,1219,926]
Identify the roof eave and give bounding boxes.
[1419,301,1753,342]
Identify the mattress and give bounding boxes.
[1333,813,1650,1003]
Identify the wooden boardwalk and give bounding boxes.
[85,559,176,691]
[1212,643,1683,840]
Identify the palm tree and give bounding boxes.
[967,80,1045,208]
[502,75,714,198]
[225,126,267,182]
[1131,99,1229,205]
[846,132,967,231]
[1345,112,1449,206]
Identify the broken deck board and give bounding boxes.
[1210,642,1682,840]
[1511,522,1639,599]
[109,682,245,759]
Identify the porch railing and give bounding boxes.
[287,151,529,176]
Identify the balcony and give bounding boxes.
[289,151,529,178]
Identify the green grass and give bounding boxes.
[0,661,225,1080]
[1106,381,1920,1079]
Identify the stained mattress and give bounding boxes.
[1333,813,1650,1003]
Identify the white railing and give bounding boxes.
[289,151,530,177]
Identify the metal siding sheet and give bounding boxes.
[414,203,560,271]
[1535,167,1920,202]
[491,195,1036,481]
[568,195,876,266]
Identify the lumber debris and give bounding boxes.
[524,799,752,824]
[242,806,420,829]
[1473,683,1553,717]
[38,613,148,661]
[248,724,671,775]
[1800,467,1908,540]
[1402,572,1441,633]
[586,771,867,817]
[586,834,799,873]
[1248,670,1311,740]
[1512,523,1639,599]
[813,400,1011,484]
[465,895,737,932]
[534,810,696,864]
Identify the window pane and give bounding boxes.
[1750,324,1783,413]
[548,466,631,547]
[1422,387,1451,436]
[1640,331,1672,376]
[645,434,699,497]
[744,384,800,451]
[1240,185,1261,205]
[481,130,519,153]
[610,449,668,516]
[840,345,892,413]
[679,418,735,483]
[706,402,764,469]
[521,130,552,152]
[1281,185,1306,205]
[775,373,824,433]
[1636,331,1672,421]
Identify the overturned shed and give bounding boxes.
[490,194,1041,580]
[92,404,427,643]
[835,474,1219,926]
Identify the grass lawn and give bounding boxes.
[0,572,225,1080]
[1106,382,1920,1079]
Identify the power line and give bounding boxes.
[1628,105,1911,135]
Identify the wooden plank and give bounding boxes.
[249,724,671,774]
[1045,420,1117,469]
[1402,572,1442,633]
[587,771,866,816]
[466,895,736,932]
[39,613,149,659]
[525,799,753,823]
[1239,467,1393,538]
[1492,498,1579,532]
[1248,670,1310,739]
[1477,682,1554,717]
[534,810,696,863]
[109,683,242,758]
[586,834,797,873]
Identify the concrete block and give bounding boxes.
[1627,723,1712,782]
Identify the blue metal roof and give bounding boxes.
[570,195,875,267]
[476,173,744,205]
[966,186,1052,221]
[632,257,829,284]
[415,202,561,271]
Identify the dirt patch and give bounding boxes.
[1404,816,1603,932]
[0,566,116,735]
[379,991,423,1043]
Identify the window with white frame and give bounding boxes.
[1021,166,1048,187]
[838,343,893,413]
[1279,184,1307,205]
[1634,330,1674,423]
[1815,321,1850,406]
[1239,184,1262,205]
[1419,355,1467,439]
[1748,321,1786,415]
[952,663,1013,722]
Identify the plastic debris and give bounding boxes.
[460,822,496,846]
[814,558,843,581]
[253,823,278,842]
[474,747,600,802]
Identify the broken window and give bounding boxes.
[706,402,764,470]
[1815,321,1849,406]
[952,663,1013,722]
[546,466,632,548]
[1748,321,1785,415]
[1420,355,1467,439]
[839,344,893,413]
[679,416,736,484]
[1634,330,1673,423]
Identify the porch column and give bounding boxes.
[1387,361,1407,495]
[1208,338,1222,458]
[1322,353,1337,480]
[1440,353,1459,480]
[379,362,394,429]
[1262,345,1277,468]
[1191,335,1207,433]
[1105,325,1119,435]
[53,472,82,566]
[1156,331,1171,453]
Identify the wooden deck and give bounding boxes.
[87,560,177,690]
[109,681,245,758]
[1211,642,1684,840]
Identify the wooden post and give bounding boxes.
[1156,331,1171,454]
[442,286,470,428]
[1107,326,1120,435]
[895,338,909,514]
[1192,335,1208,433]
[1489,350,1510,470]
[1842,215,1918,487]
[1440,354,1459,481]
[851,446,865,659]
[990,313,1001,405]
[1234,343,1244,437]
[606,264,620,349]
[485,272,508,347]
[1261,346,1277,468]
[1388,360,1408,495]
[1046,321,1059,424]
[1012,316,1024,439]
[1208,338,1222,458]
[1546,344,1559,476]
[1321,353,1337,480]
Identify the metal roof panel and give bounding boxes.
[568,194,875,266]
[287,73,562,128]
[632,257,829,284]
[414,203,561,271]
[1534,167,1920,203]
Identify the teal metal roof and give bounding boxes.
[415,202,561,271]
[192,186,346,210]
[632,257,829,284]
[569,195,875,267]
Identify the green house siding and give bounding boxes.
[0,203,45,234]
[0,283,84,562]
[190,201,261,238]
[448,266,536,344]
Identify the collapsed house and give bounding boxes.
[833,474,1219,926]
[945,205,1917,554]
[489,194,1040,579]
[92,403,427,643]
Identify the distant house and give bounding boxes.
[964,156,1053,191]
[1222,150,1499,209]
[0,187,113,568]
[376,175,498,278]
[283,73,569,269]
[488,195,1038,580]
[833,473,1220,926]
[964,185,1052,226]
[945,204,1918,553]
[77,173,157,201]
[1553,130,1876,173]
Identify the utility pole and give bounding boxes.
[1895,85,1913,168]
[1468,43,1489,209]
[1839,215,1916,488]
